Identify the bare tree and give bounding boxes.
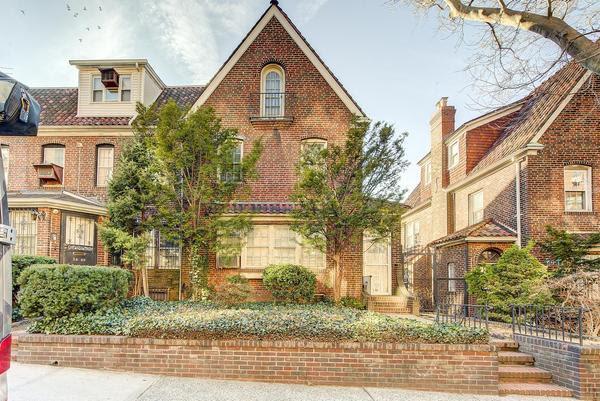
[393,0,600,103]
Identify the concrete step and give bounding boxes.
[499,383,572,397]
[498,351,534,365]
[490,339,519,351]
[499,365,552,383]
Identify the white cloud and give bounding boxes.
[296,0,330,21]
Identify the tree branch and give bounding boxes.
[440,0,600,74]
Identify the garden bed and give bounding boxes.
[28,297,488,344]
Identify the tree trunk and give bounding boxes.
[332,253,343,303]
[141,265,150,297]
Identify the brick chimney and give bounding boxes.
[429,97,456,240]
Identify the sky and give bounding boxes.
[1,0,485,192]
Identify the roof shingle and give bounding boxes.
[429,218,516,247]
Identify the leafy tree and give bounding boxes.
[99,103,162,296]
[153,101,262,299]
[290,118,408,302]
[466,243,553,321]
[539,226,600,277]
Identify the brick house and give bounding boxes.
[401,62,600,310]
[0,1,405,304]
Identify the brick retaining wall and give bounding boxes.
[514,334,600,400]
[12,334,499,395]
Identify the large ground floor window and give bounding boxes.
[145,230,181,270]
[9,209,37,256]
[218,224,325,271]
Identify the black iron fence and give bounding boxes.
[511,304,586,345]
[435,303,491,330]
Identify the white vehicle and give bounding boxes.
[0,73,40,401]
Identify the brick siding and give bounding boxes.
[514,334,600,400]
[12,333,499,395]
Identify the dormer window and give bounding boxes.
[424,160,432,185]
[92,75,132,103]
[448,139,459,169]
[261,64,285,118]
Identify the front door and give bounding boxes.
[363,235,391,295]
[61,212,97,265]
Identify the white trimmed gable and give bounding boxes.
[189,4,364,117]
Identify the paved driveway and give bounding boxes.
[8,363,573,401]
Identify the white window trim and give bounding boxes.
[564,165,593,212]
[448,139,460,169]
[1,145,9,186]
[424,161,432,185]
[404,220,420,250]
[447,263,456,293]
[96,145,114,187]
[468,190,484,225]
[91,74,132,103]
[301,138,328,152]
[219,139,244,183]
[260,64,285,117]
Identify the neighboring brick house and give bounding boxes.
[402,63,600,310]
[1,1,402,303]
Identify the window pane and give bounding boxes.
[43,146,65,167]
[145,230,156,269]
[96,146,114,187]
[121,90,131,102]
[448,263,456,292]
[272,226,296,264]
[65,216,95,246]
[564,169,587,191]
[246,226,269,268]
[301,244,325,270]
[105,89,118,102]
[566,192,585,211]
[121,76,131,90]
[221,142,242,182]
[158,232,180,270]
[265,71,281,92]
[93,77,103,90]
[10,210,37,255]
[469,191,484,224]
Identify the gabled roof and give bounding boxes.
[189,2,364,117]
[429,218,516,247]
[28,86,205,127]
[471,62,590,173]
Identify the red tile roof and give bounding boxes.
[228,202,296,214]
[470,62,588,173]
[429,218,516,247]
[29,86,205,127]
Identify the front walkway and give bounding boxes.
[9,363,573,401]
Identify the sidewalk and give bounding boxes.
[8,362,573,401]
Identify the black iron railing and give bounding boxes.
[249,92,295,120]
[511,304,586,345]
[436,303,491,330]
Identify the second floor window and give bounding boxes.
[404,220,420,249]
[1,145,8,185]
[221,141,243,183]
[96,145,114,187]
[564,165,592,212]
[448,139,459,169]
[468,190,484,225]
[261,64,285,118]
[43,144,65,167]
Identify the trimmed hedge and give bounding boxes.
[262,264,316,303]
[29,298,488,344]
[18,264,132,319]
[11,255,56,320]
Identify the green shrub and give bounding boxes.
[339,297,367,310]
[262,264,316,303]
[466,243,553,322]
[11,255,56,321]
[211,275,252,307]
[27,298,488,344]
[18,264,132,319]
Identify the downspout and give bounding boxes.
[515,160,522,247]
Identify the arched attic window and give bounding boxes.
[260,64,285,118]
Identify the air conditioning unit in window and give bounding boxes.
[33,163,63,184]
[100,68,119,89]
